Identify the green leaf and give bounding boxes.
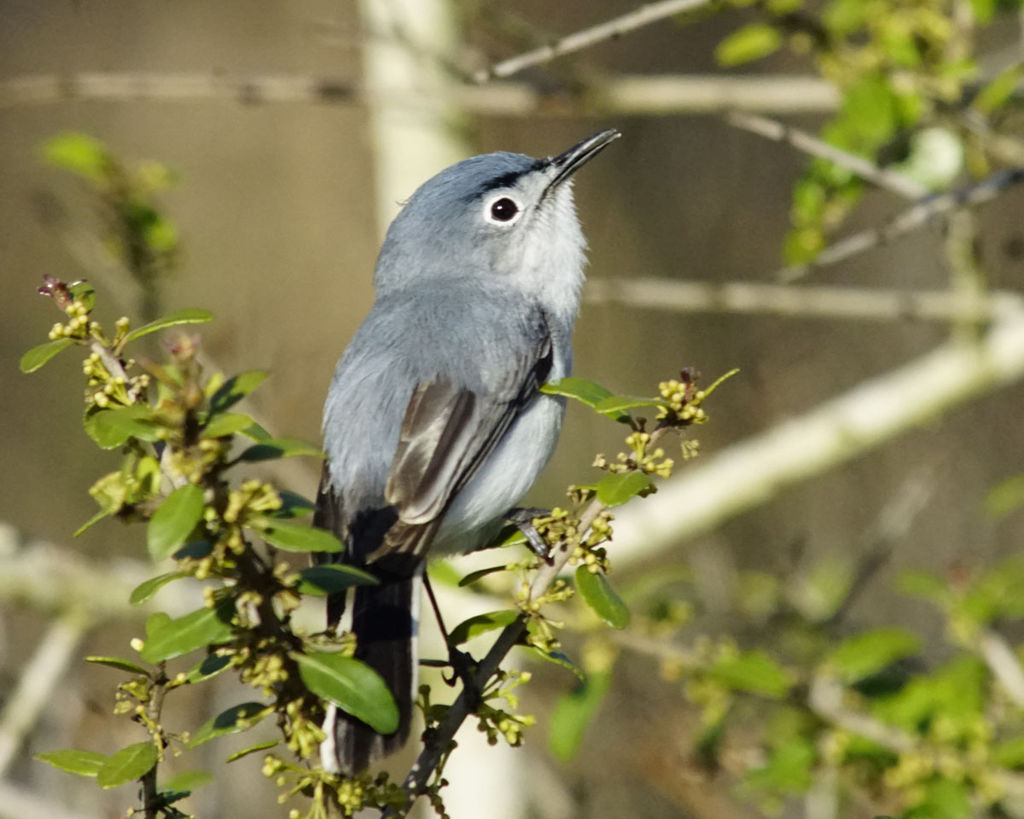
[744,737,814,792]
[520,646,584,680]
[994,734,1024,768]
[592,395,661,416]
[185,653,231,683]
[274,490,316,518]
[292,651,399,734]
[202,412,256,439]
[34,748,109,777]
[297,564,378,596]
[449,610,520,645]
[96,741,158,789]
[139,603,234,664]
[985,474,1024,520]
[238,437,322,462]
[188,702,272,748]
[575,568,630,629]
[710,650,791,697]
[540,377,613,407]
[826,627,919,683]
[595,471,653,508]
[68,280,96,310]
[895,570,948,602]
[84,405,161,449]
[457,564,509,587]
[257,521,343,553]
[147,484,204,560]
[162,769,213,793]
[210,370,269,413]
[549,670,612,761]
[20,338,74,373]
[129,572,185,606]
[905,778,971,819]
[85,656,150,675]
[74,507,111,537]
[226,740,279,762]
[42,133,109,181]
[122,308,214,345]
[715,24,782,66]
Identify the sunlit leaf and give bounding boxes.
[147,484,204,560]
[715,24,782,66]
[238,438,322,462]
[297,564,378,596]
[457,565,509,588]
[575,568,630,629]
[226,740,279,762]
[34,748,108,777]
[122,308,213,345]
[540,377,613,407]
[210,370,269,413]
[85,656,150,675]
[827,627,920,683]
[20,338,74,373]
[188,702,272,748]
[84,405,161,449]
[161,769,213,793]
[129,572,185,606]
[549,670,612,761]
[139,603,234,664]
[42,133,109,181]
[449,610,519,645]
[202,412,256,439]
[595,471,653,507]
[710,650,791,697]
[96,741,158,789]
[292,652,399,734]
[257,521,343,553]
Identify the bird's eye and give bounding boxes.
[487,196,520,223]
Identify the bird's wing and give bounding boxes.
[370,328,554,563]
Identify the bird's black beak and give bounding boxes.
[545,129,621,192]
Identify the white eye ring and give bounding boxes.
[483,195,522,225]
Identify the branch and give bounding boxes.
[393,498,609,809]
[0,614,90,777]
[609,302,1024,570]
[978,630,1024,708]
[584,278,1024,323]
[778,168,1024,283]
[0,71,841,115]
[726,111,928,199]
[472,0,716,82]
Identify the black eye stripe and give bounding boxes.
[489,197,519,222]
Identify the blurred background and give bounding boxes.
[3,1,1024,817]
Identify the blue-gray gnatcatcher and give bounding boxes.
[314,129,620,774]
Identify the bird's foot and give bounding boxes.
[506,507,554,564]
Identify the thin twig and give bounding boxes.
[0,71,841,115]
[392,499,608,809]
[584,278,1024,323]
[979,630,1024,708]
[473,0,715,82]
[726,111,928,199]
[778,168,1024,283]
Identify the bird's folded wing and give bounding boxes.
[374,331,554,561]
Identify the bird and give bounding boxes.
[314,129,620,775]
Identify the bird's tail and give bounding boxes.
[320,574,421,775]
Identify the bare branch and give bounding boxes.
[979,630,1024,708]
[0,614,90,776]
[585,278,1024,323]
[0,71,840,115]
[609,303,1024,570]
[726,111,928,199]
[778,168,1024,283]
[472,0,716,82]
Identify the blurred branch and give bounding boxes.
[778,168,1024,283]
[472,0,714,82]
[610,302,1024,569]
[0,614,89,776]
[979,630,1024,708]
[585,277,1024,323]
[726,111,928,199]
[0,71,840,115]
[0,781,95,819]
